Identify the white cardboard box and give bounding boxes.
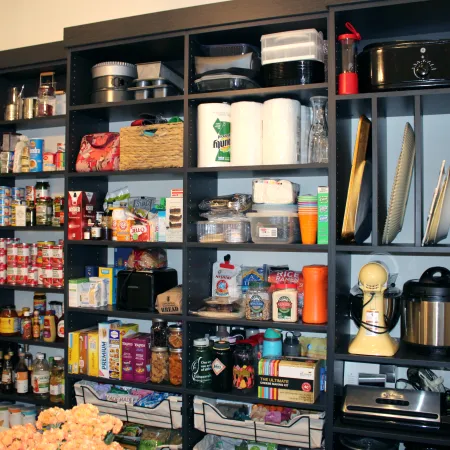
[165,197,183,242]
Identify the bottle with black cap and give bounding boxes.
[211,340,232,393]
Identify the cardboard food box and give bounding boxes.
[98,320,121,378]
[68,278,89,308]
[165,197,183,242]
[121,335,136,382]
[79,329,91,374]
[317,186,329,245]
[257,357,321,404]
[109,324,139,380]
[98,266,121,305]
[88,330,99,377]
[132,332,152,383]
[68,326,96,374]
[68,191,96,240]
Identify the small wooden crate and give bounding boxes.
[119,122,183,170]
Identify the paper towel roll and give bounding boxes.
[198,103,231,167]
[231,101,263,166]
[262,98,301,165]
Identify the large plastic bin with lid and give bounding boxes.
[261,29,324,65]
[247,205,300,244]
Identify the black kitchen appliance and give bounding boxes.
[402,267,450,355]
[339,435,399,450]
[342,385,442,430]
[357,40,450,92]
[117,268,178,311]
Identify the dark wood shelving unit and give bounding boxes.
[0,391,59,407]
[0,226,63,231]
[0,285,63,294]
[0,115,66,129]
[0,336,65,348]
[0,171,65,179]
[0,1,449,448]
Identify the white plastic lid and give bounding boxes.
[193,338,210,347]
[251,203,298,213]
[247,211,298,218]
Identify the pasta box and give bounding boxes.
[257,357,321,404]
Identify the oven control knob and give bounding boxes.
[414,61,431,78]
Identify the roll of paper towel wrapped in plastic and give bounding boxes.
[262,98,301,165]
[231,101,263,166]
[198,103,231,167]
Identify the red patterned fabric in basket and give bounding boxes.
[76,132,120,172]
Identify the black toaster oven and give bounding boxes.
[357,40,450,91]
[117,268,178,311]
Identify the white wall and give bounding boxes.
[0,0,230,51]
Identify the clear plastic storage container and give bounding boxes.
[246,211,300,244]
[261,29,324,65]
[223,220,250,243]
[197,221,225,243]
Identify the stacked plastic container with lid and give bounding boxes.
[261,29,325,86]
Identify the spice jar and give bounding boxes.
[272,283,298,322]
[151,319,168,347]
[212,340,232,393]
[168,325,182,349]
[245,281,272,321]
[169,348,182,386]
[0,305,20,336]
[191,338,212,387]
[36,197,52,226]
[232,344,255,394]
[150,347,169,384]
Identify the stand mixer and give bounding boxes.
[349,262,399,356]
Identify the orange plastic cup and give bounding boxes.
[299,213,318,244]
[302,265,328,324]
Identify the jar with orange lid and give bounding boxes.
[0,305,20,336]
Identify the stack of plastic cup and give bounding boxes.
[298,195,318,244]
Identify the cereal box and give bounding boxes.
[88,330,99,377]
[108,324,139,380]
[133,333,152,383]
[68,278,89,308]
[121,335,137,382]
[98,266,121,305]
[98,320,121,378]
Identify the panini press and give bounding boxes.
[342,385,442,430]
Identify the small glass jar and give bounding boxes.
[35,181,50,200]
[151,319,168,347]
[169,348,182,386]
[37,85,56,117]
[232,344,255,394]
[168,325,182,349]
[150,347,169,384]
[36,197,52,226]
[0,305,20,336]
[245,281,272,321]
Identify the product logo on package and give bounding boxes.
[212,358,226,375]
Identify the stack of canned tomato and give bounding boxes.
[1,238,64,288]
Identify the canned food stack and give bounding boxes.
[1,238,64,288]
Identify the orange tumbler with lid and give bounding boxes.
[302,265,328,324]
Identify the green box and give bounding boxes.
[317,186,329,245]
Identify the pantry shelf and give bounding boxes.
[188,83,328,103]
[0,391,60,407]
[0,336,65,348]
[335,340,450,369]
[67,241,183,249]
[0,285,63,293]
[187,315,327,333]
[0,115,66,129]
[187,242,328,252]
[333,419,450,447]
[186,388,327,411]
[0,226,63,232]
[67,306,182,322]
[68,97,184,121]
[68,168,184,181]
[188,163,328,175]
[0,171,65,179]
[68,373,184,394]
[336,244,450,255]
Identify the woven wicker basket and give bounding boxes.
[119,122,183,170]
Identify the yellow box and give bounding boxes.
[68,326,96,374]
[88,330,99,377]
[109,324,139,380]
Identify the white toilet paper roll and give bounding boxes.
[197,103,231,167]
[231,101,263,166]
[262,98,301,165]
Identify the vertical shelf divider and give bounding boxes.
[414,95,424,246]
